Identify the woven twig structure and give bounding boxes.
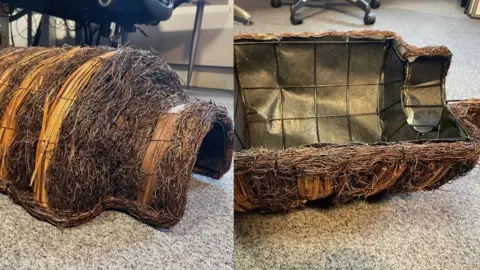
[449,99,480,135]
[234,31,480,212]
[0,47,233,228]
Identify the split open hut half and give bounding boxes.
[234,30,480,212]
[0,47,233,228]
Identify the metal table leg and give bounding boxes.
[27,12,32,46]
[187,1,206,87]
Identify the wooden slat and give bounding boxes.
[0,48,81,179]
[297,175,333,200]
[31,51,116,208]
[0,48,26,66]
[233,174,255,212]
[0,49,52,98]
[137,104,187,206]
[414,164,452,191]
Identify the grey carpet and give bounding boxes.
[234,0,480,269]
[0,171,233,269]
[0,89,234,269]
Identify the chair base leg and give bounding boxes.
[345,0,376,25]
[290,0,306,25]
[370,0,381,9]
[234,5,254,26]
[291,0,306,13]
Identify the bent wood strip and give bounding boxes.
[0,48,27,69]
[414,164,452,191]
[0,48,29,71]
[138,104,187,206]
[0,49,81,180]
[0,49,52,98]
[298,175,333,200]
[31,51,116,207]
[365,162,407,197]
[234,174,255,212]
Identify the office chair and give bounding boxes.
[1,0,191,25]
[271,0,380,25]
[1,0,192,46]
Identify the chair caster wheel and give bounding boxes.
[364,13,376,25]
[370,0,380,9]
[290,13,303,25]
[243,20,254,26]
[271,0,282,8]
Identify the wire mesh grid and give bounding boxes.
[234,38,469,150]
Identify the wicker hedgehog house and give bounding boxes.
[234,31,480,212]
[0,47,233,228]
